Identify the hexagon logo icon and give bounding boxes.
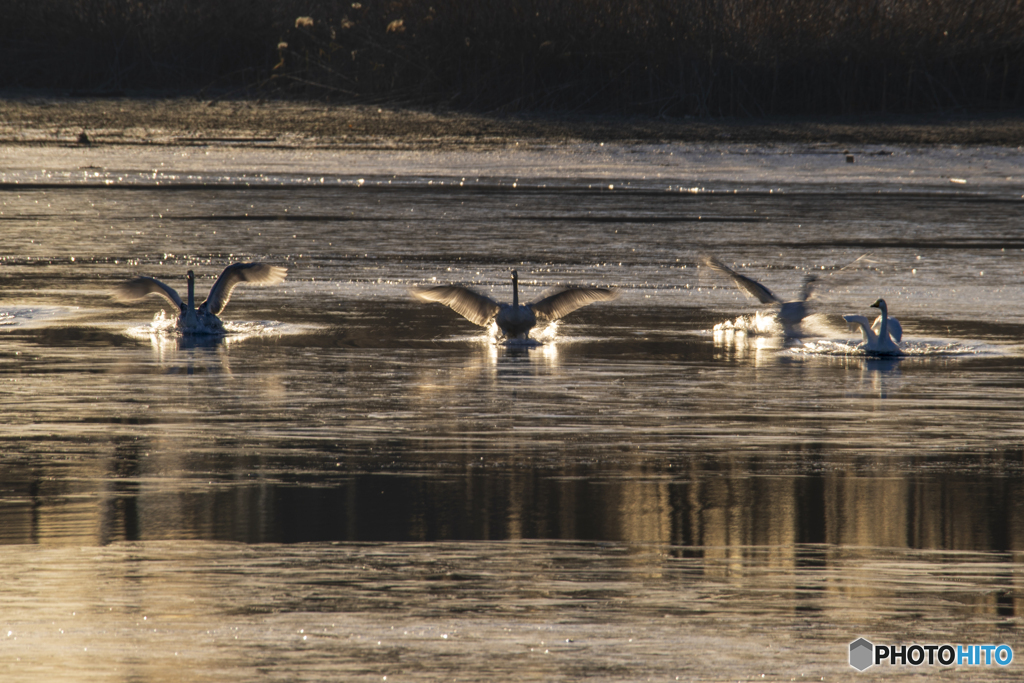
[849,638,874,671]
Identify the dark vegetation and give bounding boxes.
[4,0,1024,116]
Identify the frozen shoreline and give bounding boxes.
[2,93,1023,149]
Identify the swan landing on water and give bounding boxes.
[411,269,619,342]
[702,255,818,336]
[111,262,288,334]
[843,298,903,355]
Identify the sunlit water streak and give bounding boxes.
[1,141,1023,681]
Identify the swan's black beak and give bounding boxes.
[870,299,883,309]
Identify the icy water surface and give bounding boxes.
[1,142,1023,680]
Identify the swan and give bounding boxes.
[111,262,288,333]
[412,269,619,341]
[843,299,902,355]
[702,255,818,335]
[871,307,902,343]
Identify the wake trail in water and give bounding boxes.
[794,338,992,358]
[123,309,301,342]
[0,306,79,328]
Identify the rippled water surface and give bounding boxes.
[2,141,1023,680]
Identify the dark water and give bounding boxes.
[1,142,1022,680]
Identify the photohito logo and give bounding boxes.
[849,638,1013,671]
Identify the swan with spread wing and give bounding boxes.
[843,298,902,355]
[111,262,288,333]
[412,270,618,341]
[702,255,818,335]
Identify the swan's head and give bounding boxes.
[187,270,195,281]
[510,269,519,283]
[870,298,886,311]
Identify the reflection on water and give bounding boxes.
[0,540,1020,682]
[2,141,1023,680]
[6,455,1019,551]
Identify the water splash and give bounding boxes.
[794,338,987,357]
[712,310,778,336]
[127,309,179,336]
[483,320,559,347]
[124,309,292,345]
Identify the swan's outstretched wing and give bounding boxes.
[110,277,183,310]
[411,285,501,327]
[702,256,780,304]
[843,314,875,342]
[798,274,819,302]
[888,317,903,343]
[203,263,288,315]
[873,315,903,343]
[528,287,619,321]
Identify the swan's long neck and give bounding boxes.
[847,316,876,344]
[186,270,195,311]
[876,300,888,339]
[511,270,519,308]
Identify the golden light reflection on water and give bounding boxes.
[8,451,1022,564]
[4,300,1022,566]
[412,329,563,396]
[712,322,785,365]
[488,336,561,367]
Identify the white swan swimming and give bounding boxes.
[111,262,288,333]
[412,269,619,341]
[843,298,902,355]
[702,255,818,335]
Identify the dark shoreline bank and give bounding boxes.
[2,93,1022,149]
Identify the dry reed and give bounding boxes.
[3,0,1022,115]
